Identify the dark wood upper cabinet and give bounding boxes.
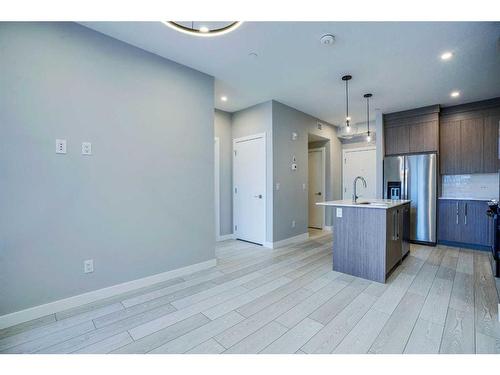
[483,113,500,172]
[409,120,439,153]
[439,120,461,175]
[385,125,409,155]
[440,98,500,175]
[384,105,439,156]
[460,117,484,174]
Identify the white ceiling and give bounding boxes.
[81,22,500,126]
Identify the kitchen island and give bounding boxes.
[318,199,411,283]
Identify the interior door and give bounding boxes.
[233,135,266,245]
[343,148,376,200]
[308,149,324,229]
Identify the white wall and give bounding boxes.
[0,22,215,315]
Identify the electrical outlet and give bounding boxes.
[82,142,92,155]
[56,139,67,154]
[291,220,296,228]
[336,208,343,218]
[276,182,280,190]
[84,259,94,273]
[302,183,306,191]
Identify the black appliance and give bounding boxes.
[486,200,500,278]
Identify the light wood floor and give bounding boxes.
[1,229,499,354]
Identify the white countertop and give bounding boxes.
[317,199,411,209]
[438,197,497,202]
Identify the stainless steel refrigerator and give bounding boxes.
[383,153,437,244]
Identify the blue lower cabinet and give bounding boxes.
[438,199,493,250]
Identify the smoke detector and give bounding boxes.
[320,34,335,46]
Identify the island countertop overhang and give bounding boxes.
[317,199,411,209]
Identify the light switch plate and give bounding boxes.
[56,139,67,154]
[336,208,343,218]
[82,142,92,155]
[84,259,94,273]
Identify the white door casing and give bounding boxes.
[214,137,220,240]
[308,148,325,229]
[343,147,377,200]
[233,133,266,245]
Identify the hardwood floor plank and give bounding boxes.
[371,272,415,315]
[333,309,390,354]
[449,272,474,314]
[476,332,500,354]
[308,278,370,325]
[224,321,288,354]
[215,288,313,349]
[38,302,180,353]
[369,292,425,354]
[111,313,210,354]
[260,318,323,354]
[3,321,95,354]
[301,293,377,353]
[440,307,475,354]
[474,252,500,339]
[186,338,226,354]
[128,286,248,340]
[419,277,454,325]
[74,332,133,354]
[276,279,350,329]
[150,311,244,354]
[404,318,444,354]
[0,303,122,352]
[0,314,56,340]
[203,277,291,320]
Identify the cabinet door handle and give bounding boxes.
[396,210,400,240]
[456,202,459,225]
[464,203,467,225]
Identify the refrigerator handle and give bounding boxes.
[403,156,408,200]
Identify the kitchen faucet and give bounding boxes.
[352,176,367,203]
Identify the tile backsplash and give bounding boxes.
[441,173,499,199]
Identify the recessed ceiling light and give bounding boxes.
[450,91,460,98]
[199,26,209,33]
[441,51,453,60]
[221,96,228,102]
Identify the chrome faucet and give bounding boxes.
[352,176,367,203]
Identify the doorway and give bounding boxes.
[308,147,326,229]
[343,147,377,200]
[233,133,266,245]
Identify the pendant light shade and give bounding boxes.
[364,93,373,142]
[342,75,352,131]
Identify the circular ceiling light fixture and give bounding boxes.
[320,34,335,46]
[162,21,243,37]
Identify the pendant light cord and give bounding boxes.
[346,79,349,126]
[366,95,370,135]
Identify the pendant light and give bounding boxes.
[364,93,373,142]
[342,75,352,132]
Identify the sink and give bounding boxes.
[355,201,388,207]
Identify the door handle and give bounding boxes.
[254,194,263,199]
[315,192,322,196]
[464,203,467,225]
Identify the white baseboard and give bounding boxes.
[216,233,236,242]
[323,226,333,232]
[263,232,309,249]
[0,258,217,330]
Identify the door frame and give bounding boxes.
[308,147,326,229]
[232,132,267,245]
[342,146,377,200]
[214,137,221,241]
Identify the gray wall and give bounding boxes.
[214,110,233,236]
[272,101,342,242]
[231,101,274,242]
[0,22,215,315]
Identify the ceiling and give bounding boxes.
[81,22,500,127]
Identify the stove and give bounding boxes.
[486,200,500,278]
